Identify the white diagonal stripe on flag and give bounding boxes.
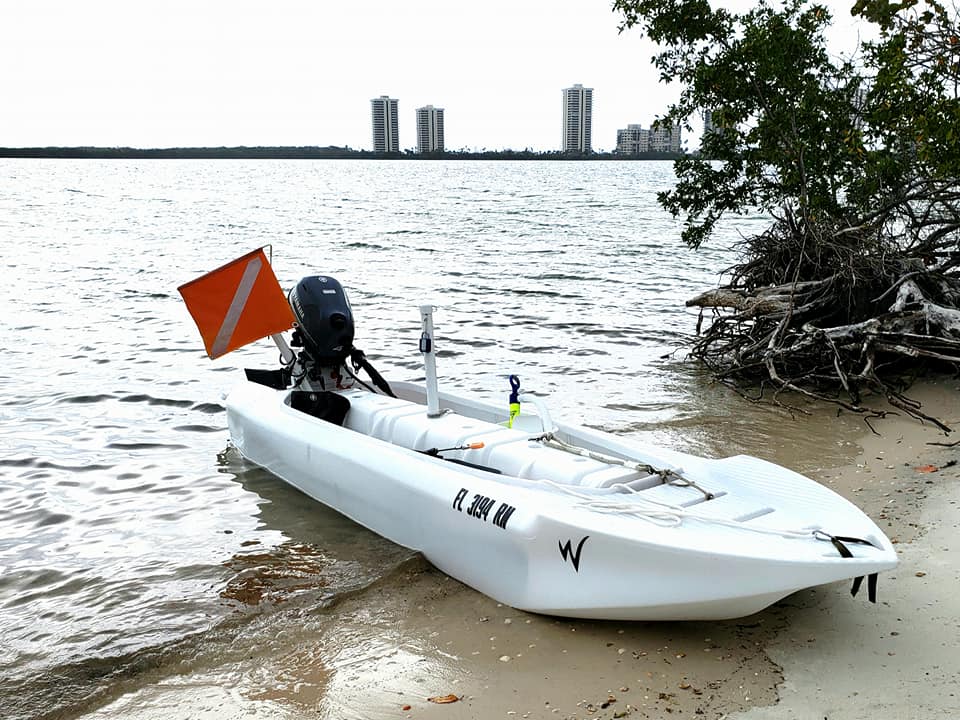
[211,256,262,357]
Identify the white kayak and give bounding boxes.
[177,264,896,622]
[226,377,898,621]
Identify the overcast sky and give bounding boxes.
[3,1,868,152]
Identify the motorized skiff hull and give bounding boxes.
[226,379,898,621]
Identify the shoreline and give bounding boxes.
[0,148,684,161]
[733,377,960,720]
[77,379,960,720]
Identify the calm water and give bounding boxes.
[0,159,857,719]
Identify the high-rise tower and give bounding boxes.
[562,84,593,153]
[371,96,400,153]
[416,105,445,154]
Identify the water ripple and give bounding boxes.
[0,158,788,719]
[58,394,116,404]
[104,442,190,451]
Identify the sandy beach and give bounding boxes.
[77,378,960,720]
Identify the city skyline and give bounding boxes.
[1,1,681,153]
[372,86,679,156]
[1,1,870,152]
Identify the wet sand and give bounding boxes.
[78,378,960,720]
[733,377,960,720]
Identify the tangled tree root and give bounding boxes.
[687,227,960,432]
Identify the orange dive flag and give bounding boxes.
[178,247,295,359]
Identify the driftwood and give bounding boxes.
[685,207,960,432]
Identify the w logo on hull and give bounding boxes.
[559,536,589,572]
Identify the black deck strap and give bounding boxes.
[350,348,396,398]
[828,534,854,557]
[418,449,502,475]
[442,457,503,474]
[832,534,881,550]
[814,531,881,603]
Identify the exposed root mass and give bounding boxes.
[687,208,960,431]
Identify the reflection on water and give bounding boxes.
[219,452,415,614]
[0,159,860,719]
[221,543,351,608]
[632,362,868,471]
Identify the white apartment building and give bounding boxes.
[616,124,649,154]
[416,105,445,154]
[562,84,593,153]
[649,123,682,153]
[371,96,400,153]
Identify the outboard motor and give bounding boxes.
[289,276,355,368]
[287,276,395,398]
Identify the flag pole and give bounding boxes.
[271,333,296,365]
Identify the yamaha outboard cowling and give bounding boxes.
[284,275,395,398]
[288,276,354,366]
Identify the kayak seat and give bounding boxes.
[289,390,350,426]
[341,391,423,437]
[341,390,664,487]
[389,413,646,486]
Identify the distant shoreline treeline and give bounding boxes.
[0,146,686,161]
